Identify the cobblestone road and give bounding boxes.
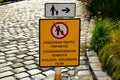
[0,0,111,80]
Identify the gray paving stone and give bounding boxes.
[27,41,34,43]
[27,69,41,75]
[5,44,17,48]
[23,60,35,65]
[6,57,17,61]
[5,50,19,54]
[12,63,24,68]
[17,45,26,48]
[76,65,89,70]
[43,78,54,80]
[88,56,100,63]
[61,73,69,80]
[78,75,93,80]
[68,70,75,76]
[61,68,69,72]
[0,48,10,52]
[18,42,26,45]
[15,72,29,79]
[24,56,34,60]
[0,71,14,78]
[86,50,97,57]
[40,67,53,71]
[25,64,38,69]
[15,59,24,63]
[14,67,26,73]
[80,61,86,65]
[0,56,5,59]
[97,77,112,80]
[0,52,5,56]
[0,59,6,63]
[0,40,9,44]
[29,47,39,52]
[18,50,29,54]
[20,77,31,80]
[72,76,79,80]
[0,66,12,72]
[9,47,17,50]
[32,74,46,80]
[26,43,35,46]
[17,54,27,58]
[78,70,91,76]
[0,62,13,67]
[94,71,108,77]
[27,52,38,56]
[35,58,39,62]
[80,56,87,61]
[6,54,16,57]
[28,46,36,49]
[90,63,102,71]
[19,48,28,52]
[33,54,39,58]
[67,67,75,70]
[0,76,16,80]
[42,70,55,78]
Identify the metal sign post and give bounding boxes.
[55,67,61,80]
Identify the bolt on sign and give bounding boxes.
[39,19,80,67]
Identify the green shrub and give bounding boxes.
[88,0,120,20]
[99,43,120,80]
[98,26,120,80]
[90,18,117,52]
[89,1,120,79]
[0,0,4,3]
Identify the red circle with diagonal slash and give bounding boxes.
[51,22,69,39]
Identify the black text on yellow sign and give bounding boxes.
[39,19,80,67]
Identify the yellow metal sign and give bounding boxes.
[39,19,80,67]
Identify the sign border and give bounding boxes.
[45,3,76,17]
[39,18,81,67]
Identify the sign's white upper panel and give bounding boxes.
[45,3,76,17]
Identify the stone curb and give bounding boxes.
[86,19,112,80]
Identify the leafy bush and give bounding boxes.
[89,1,120,80]
[90,18,117,52]
[88,0,120,20]
[0,0,4,3]
[98,27,120,80]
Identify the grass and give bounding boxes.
[89,0,120,80]
[90,18,117,52]
[99,29,120,80]
[91,18,120,80]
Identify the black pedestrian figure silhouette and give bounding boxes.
[55,25,60,36]
[50,5,59,16]
[55,25,64,36]
[50,5,56,16]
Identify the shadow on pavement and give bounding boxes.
[0,0,24,6]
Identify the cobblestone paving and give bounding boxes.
[0,0,111,80]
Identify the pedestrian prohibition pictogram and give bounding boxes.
[51,22,68,39]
